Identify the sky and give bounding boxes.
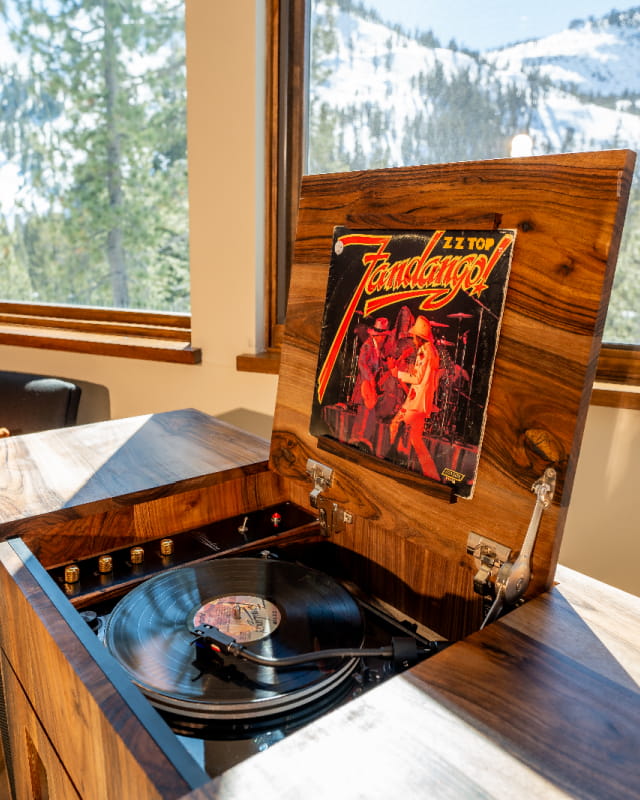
[367,0,625,50]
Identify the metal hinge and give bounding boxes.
[306,458,353,536]
[466,533,512,597]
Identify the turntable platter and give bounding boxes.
[103,558,364,720]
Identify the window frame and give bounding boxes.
[0,1,635,392]
[237,0,306,375]
[0,301,200,363]
[238,0,640,408]
[0,1,195,364]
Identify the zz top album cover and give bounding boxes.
[310,227,516,498]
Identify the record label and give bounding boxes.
[193,594,281,643]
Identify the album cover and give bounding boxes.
[310,227,516,498]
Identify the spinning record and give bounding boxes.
[103,558,364,720]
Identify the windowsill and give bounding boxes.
[592,344,640,408]
[0,303,201,364]
[591,384,640,410]
[236,350,280,375]
[0,326,201,363]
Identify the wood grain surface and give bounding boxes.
[0,418,638,797]
[0,539,209,800]
[0,409,276,549]
[2,659,82,799]
[271,151,635,639]
[17,470,287,570]
[0,151,637,798]
[187,565,640,800]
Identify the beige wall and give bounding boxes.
[0,0,637,596]
[562,403,639,596]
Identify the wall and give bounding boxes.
[0,1,637,595]
[562,403,639,596]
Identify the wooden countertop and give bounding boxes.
[1,410,637,797]
[0,408,271,536]
[193,565,640,800]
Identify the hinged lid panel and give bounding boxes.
[270,151,634,639]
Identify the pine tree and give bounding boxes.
[0,0,188,311]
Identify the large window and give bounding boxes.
[306,0,640,347]
[257,0,638,395]
[0,0,196,363]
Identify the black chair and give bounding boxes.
[0,371,81,436]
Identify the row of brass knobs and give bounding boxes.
[64,538,175,584]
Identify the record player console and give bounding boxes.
[0,151,637,800]
[46,505,445,777]
[49,508,450,777]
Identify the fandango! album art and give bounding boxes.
[310,227,516,498]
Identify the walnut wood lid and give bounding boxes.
[270,151,635,637]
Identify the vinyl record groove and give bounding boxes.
[104,557,364,720]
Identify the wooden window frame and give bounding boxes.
[591,345,640,409]
[237,0,306,376]
[0,5,196,366]
[0,2,632,391]
[0,302,200,364]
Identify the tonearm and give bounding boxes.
[468,467,557,629]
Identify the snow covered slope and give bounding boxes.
[310,2,640,166]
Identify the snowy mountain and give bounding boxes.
[309,2,640,170]
[485,8,640,153]
[487,9,640,99]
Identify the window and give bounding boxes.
[253,0,639,399]
[0,0,198,363]
[307,0,639,346]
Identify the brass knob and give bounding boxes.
[160,538,174,556]
[98,555,113,574]
[130,547,144,565]
[64,564,80,584]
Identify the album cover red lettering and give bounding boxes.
[310,228,516,498]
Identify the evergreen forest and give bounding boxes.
[0,0,188,312]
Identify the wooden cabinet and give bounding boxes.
[2,656,81,800]
[0,152,638,799]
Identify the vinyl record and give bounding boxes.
[103,557,364,720]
